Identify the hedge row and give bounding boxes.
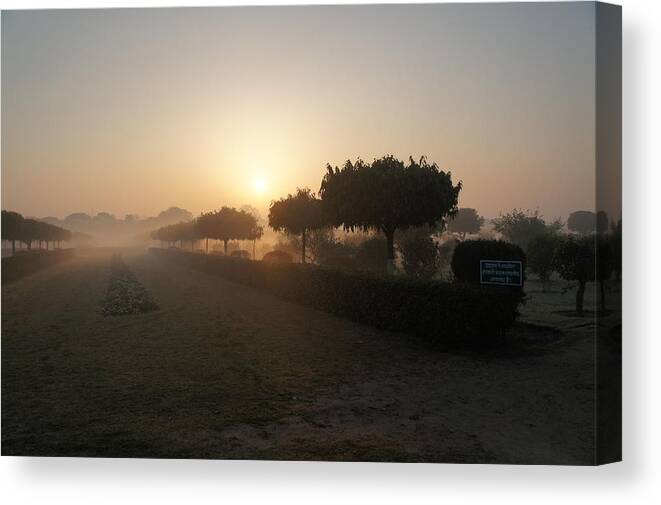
[150,248,524,348]
[1,249,75,285]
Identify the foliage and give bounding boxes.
[198,207,258,253]
[268,188,326,263]
[596,211,609,235]
[553,235,614,313]
[152,207,259,254]
[451,239,526,284]
[492,209,563,252]
[610,219,622,279]
[527,233,562,288]
[446,208,484,239]
[395,226,440,279]
[319,155,461,267]
[152,248,524,349]
[2,210,71,252]
[567,210,596,235]
[354,235,389,275]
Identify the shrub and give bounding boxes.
[262,250,293,263]
[354,236,389,275]
[451,239,526,284]
[151,248,524,349]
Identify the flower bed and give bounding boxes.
[102,254,158,316]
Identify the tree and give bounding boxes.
[396,226,440,279]
[446,208,484,239]
[268,188,326,264]
[527,233,561,291]
[554,235,594,314]
[2,210,24,255]
[241,205,264,260]
[596,211,609,235]
[198,207,257,255]
[320,155,461,274]
[492,209,563,252]
[567,210,596,235]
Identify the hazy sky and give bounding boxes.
[2,3,598,221]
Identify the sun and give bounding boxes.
[253,177,267,195]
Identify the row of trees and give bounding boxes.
[151,207,264,258]
[2,210,72,254]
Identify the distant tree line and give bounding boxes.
[151,207,263,258]
[2,210,72,254]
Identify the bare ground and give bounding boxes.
[2,248,610,464]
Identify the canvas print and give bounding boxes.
[1,2,621,465]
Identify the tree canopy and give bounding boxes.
[198,207,258,254]
[268,188,325,263]
[2,210,71,253]
[446,207,484,239]
[492,209,563,252]
[319,155,461,271]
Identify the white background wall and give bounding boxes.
[1,0,658,503]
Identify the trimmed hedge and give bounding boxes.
[1,249,75,285]
[451,239,526,284]
[151,248,524,348]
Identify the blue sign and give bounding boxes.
[480,260,523,286]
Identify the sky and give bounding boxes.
[2,3,601,222]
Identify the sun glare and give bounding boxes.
[253,177,267,195]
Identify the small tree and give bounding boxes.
[527,233,561,291]
[493,209,563,252]
[554,235,595,314]
[268,188,325,264]
[396,226,440,279]
[446,208,484,240]
[320,155,461,274]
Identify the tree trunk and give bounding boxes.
[576,280,586,314]
[301,229,306,264]
[385,229,395,275]
[600,280,606,313]
[223,239,228,255]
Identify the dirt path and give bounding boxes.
[2,249,595,463]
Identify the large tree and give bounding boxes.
[319,155,461,273]
[446,208,484,239]
[198,207,257,255]
[268,188,325,264]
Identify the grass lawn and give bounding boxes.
[1,248,617,463]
